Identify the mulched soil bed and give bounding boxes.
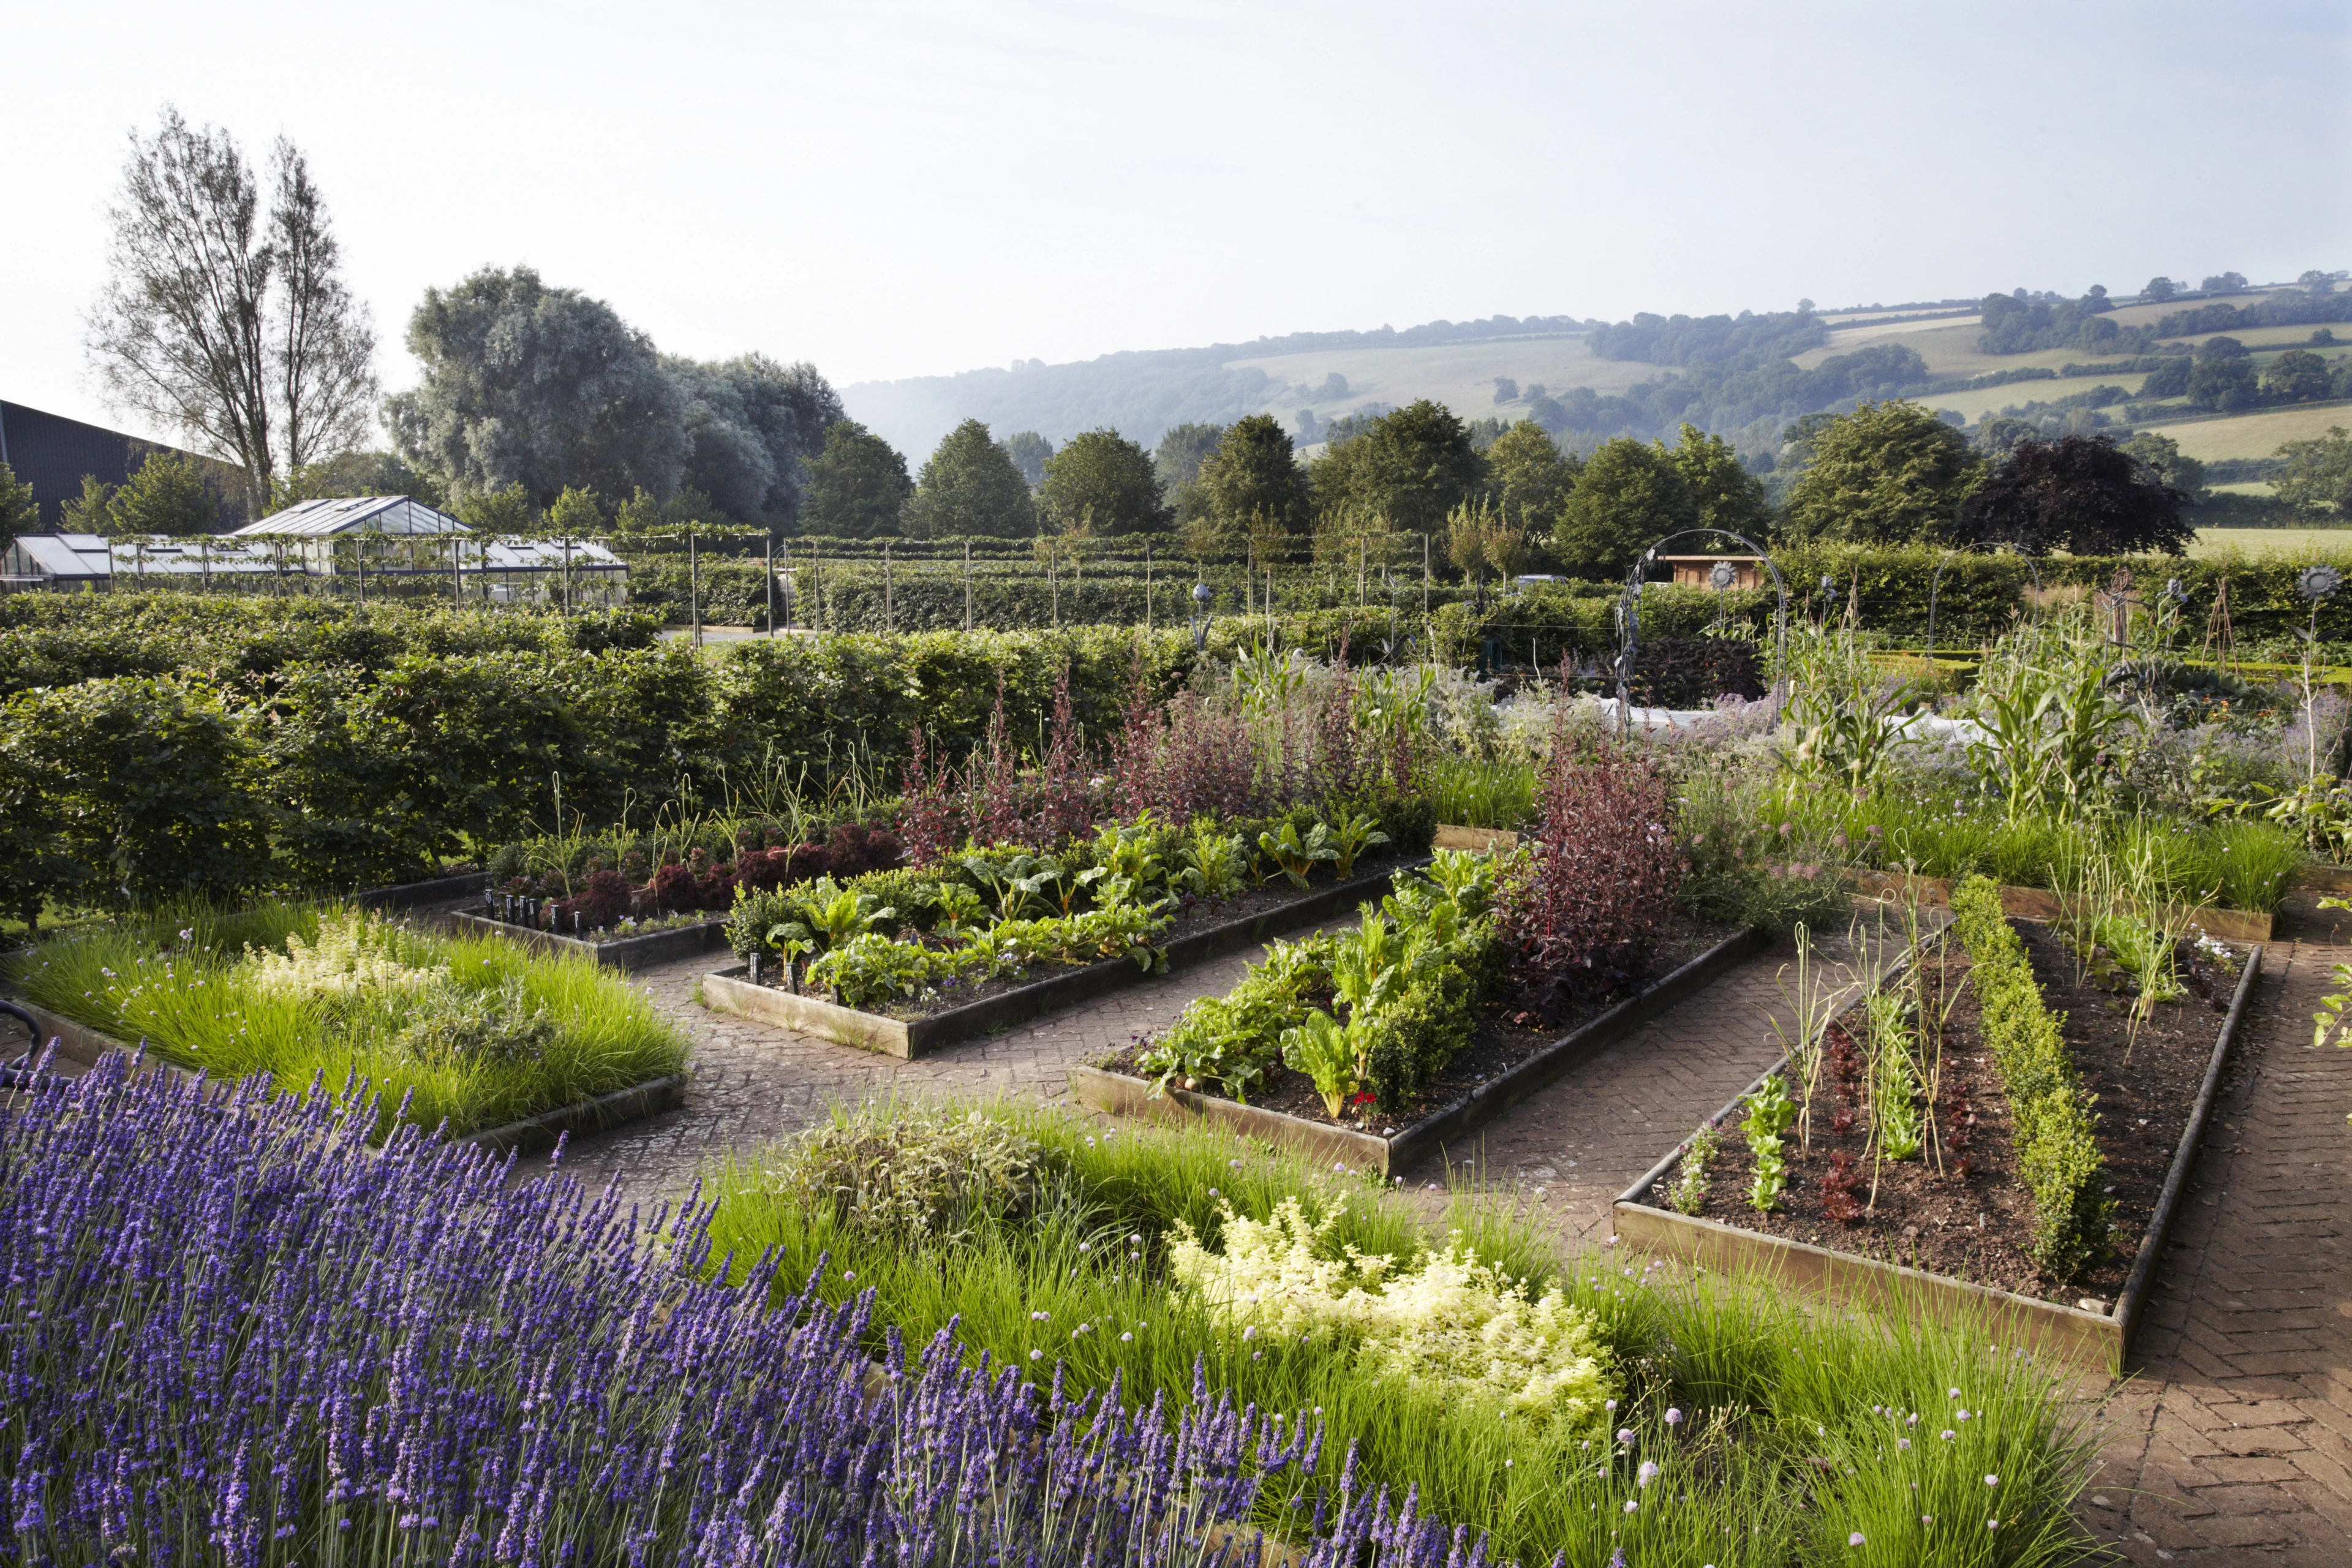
[1660,918,2239,1306]
[731,851,1426,1022]
[1098,911,1726,1134]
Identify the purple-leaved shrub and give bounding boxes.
[1498,723,1683,1023]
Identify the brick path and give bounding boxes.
[479,898,2352,1564]
[2076,897,2352,1566]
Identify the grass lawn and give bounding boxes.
[2190,527,2352,560]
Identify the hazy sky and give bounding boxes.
[5,0,2348,447]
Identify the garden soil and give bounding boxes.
[1660,918,2237,1305]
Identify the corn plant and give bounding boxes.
[1776,619,1910,797]
[1766,922,1841,1153]
[1966,610,2144,824]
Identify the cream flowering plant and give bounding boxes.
[1168,1196,1616,1431]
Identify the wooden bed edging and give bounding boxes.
[1068,928,1761,1177]
[698,858,1432,1060]
[1433,824,1520,853]
[3,998,687,1153]
[448,910,733,973]
[1611,941,2264,1376]
[457,1072,688,1154]
[1847,869,2271,943]
[355,870,491,912]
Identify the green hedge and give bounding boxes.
[1948,874,2109,1282]
[622,559,1474,633]
[0,596,660,699]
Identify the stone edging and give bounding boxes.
[1848,869,2272,944]
[1,997,686,1152]
[1609,940,2264,1374]
[1069,928,1762,1177]
[448,910,733,973]
[698,858,1433,1060]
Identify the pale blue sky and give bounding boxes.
[4,0,2346,443]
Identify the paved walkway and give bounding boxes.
[529,899,2352,1565]
[2077,897,2352,1567]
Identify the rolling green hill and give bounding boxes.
[839,282,2348,466]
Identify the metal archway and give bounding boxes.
[1615,529,1790,731]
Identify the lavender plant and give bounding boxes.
[0,1057,1326,1568]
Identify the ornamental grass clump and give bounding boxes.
[0,1058,1329,1568]
[1169,1197,1617,1433]
[706,1099,2103,1567]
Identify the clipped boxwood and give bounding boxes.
[1949,873,2110,1280]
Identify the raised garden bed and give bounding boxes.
[1849,868,2271,943]
[701,854,1431,1059]
[1611,916,2263,1373]
[447,909,731,973]
[355,869,490,912]
[0,996,685,1152]
[1074,922,1757,1177]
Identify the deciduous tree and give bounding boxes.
[1551,437,1695,578]
[1039,428,1170,535]
[900,420,1036,538]
[666,354,843,525]
[0,464,34,550]
[85,107,379,510]
[1482,420,1579,531]
[1308,399,1483,536]
[111,451,222,536]
[803,420,913,538]
[2263,349,2334,404]
[1779,400,1984,543]
[1954,435,2190,556]
[1662,422,1770,542]
[2275,427,2352,519]
[999,432,1053,491]
[1196,415,1310,540]
[391,267,685,508]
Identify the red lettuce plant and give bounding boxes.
[1497,726,1682,1023]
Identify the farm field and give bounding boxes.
[1792,316,2077,378]
[2188,527,2352,559]
[1221,332,1654,423]
[2141,400,2352,461]
[1915,371,2144,421]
